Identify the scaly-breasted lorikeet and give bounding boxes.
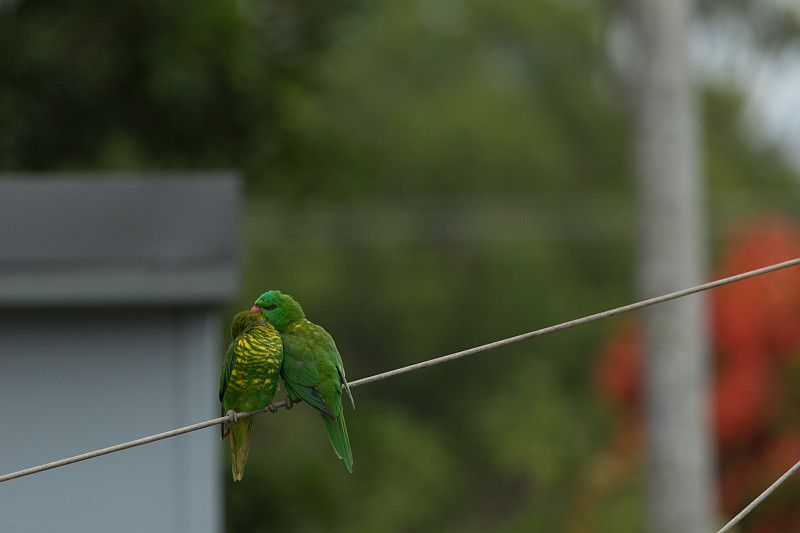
[219,310,284,481]
[252,290,355,472]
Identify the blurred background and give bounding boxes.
[2,0,800,531]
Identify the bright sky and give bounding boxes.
[692,5,800,172]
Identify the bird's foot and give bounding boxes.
[266,401,279,413]
[284,396,294,410]
[226,409,239,424]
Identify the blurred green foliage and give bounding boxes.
[1,0,799,531]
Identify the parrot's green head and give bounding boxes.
[252,290,304,332]
[230,310,268,339]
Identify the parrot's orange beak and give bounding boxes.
[250,305,261,312]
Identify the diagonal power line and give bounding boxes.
[1,257,799,487]
[348,256,800,388]
[716,458,800,533]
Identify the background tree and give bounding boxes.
[630,0,715,530]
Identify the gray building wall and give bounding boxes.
[0,174,240,532]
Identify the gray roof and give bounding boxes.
[0,172,241,306]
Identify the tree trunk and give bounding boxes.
[631,0,716,531]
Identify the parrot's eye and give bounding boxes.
[266,304,277,310]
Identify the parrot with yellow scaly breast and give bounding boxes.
[219,310,283,481]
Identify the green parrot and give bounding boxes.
[251,290,355,472]
[219,310,284,481]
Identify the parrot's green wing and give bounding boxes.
[317,328,355,410]
[280,332,336,419]
[299,322,353,408]
[219,341,238,404]
[281,324,353,472]
[219,335,241,441]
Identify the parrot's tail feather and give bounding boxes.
[322,412,353,473]
[230,418,253,482]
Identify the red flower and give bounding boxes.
[593,214,800,530]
